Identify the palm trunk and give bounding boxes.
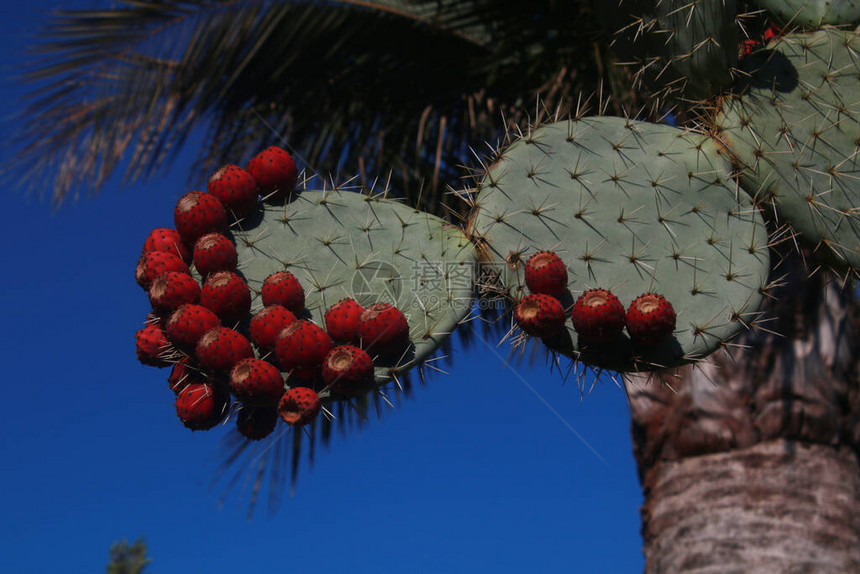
[626,253,860,573]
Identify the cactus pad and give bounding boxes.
[750,0,860,27]
[469,117,770,372]
[231,189,477,395]
[595,0,738,99]
[718,28,860,275]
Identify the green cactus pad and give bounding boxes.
[717,28,860,275]
[231,189,477,395]
[595,0,738,99]
[469,117,770,372]
[751,0,860,27]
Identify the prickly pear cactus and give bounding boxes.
[717,28,860,276]
[595,0,738,99]
[751,0,860,27]
[469,117,770,372]
[232,188,477,393]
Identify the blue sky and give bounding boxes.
[0,2,644,572]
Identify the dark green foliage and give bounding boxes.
[106,537,150,574]
[10,0,610,214]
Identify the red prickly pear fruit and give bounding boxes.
[200,271,251,324]
[142,228,191,263]
[740,38,759,58]
[249,305,297,351]
[207,164,259,218]
[166,303,221,349]
[322,345,375,398]
[168,357,190,393]
[136,250,189,290]
[278,387,321,426]
[148,271,200,313]
[229,358,285,406]
[173,191,228,245]
[324,298,364,344]
[168,359,213,396]
[626,293,676,346]
[571,288,626,343]
[145,311,167,329]
[236,405,278,441]
[358,302,410,359]
[193,232,238,277]
[274,320,333,382]
[168,357,202,394]
[762,24,781,42]
[247,146,298,202]
[175,383,229,431]
[136,323,172,367]
[515,294,566,338]
[260,271,304,315]
[524,251,568,298]
[195,326,254,373]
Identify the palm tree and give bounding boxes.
[12,1,860,570]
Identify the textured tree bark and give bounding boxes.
[626,252,860,573]
[638,440,860,573]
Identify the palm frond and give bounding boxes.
[8,0,609,214]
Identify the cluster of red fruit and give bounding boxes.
[739,23,781,57]
[514,251,677,347]
[133,146,411,440]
